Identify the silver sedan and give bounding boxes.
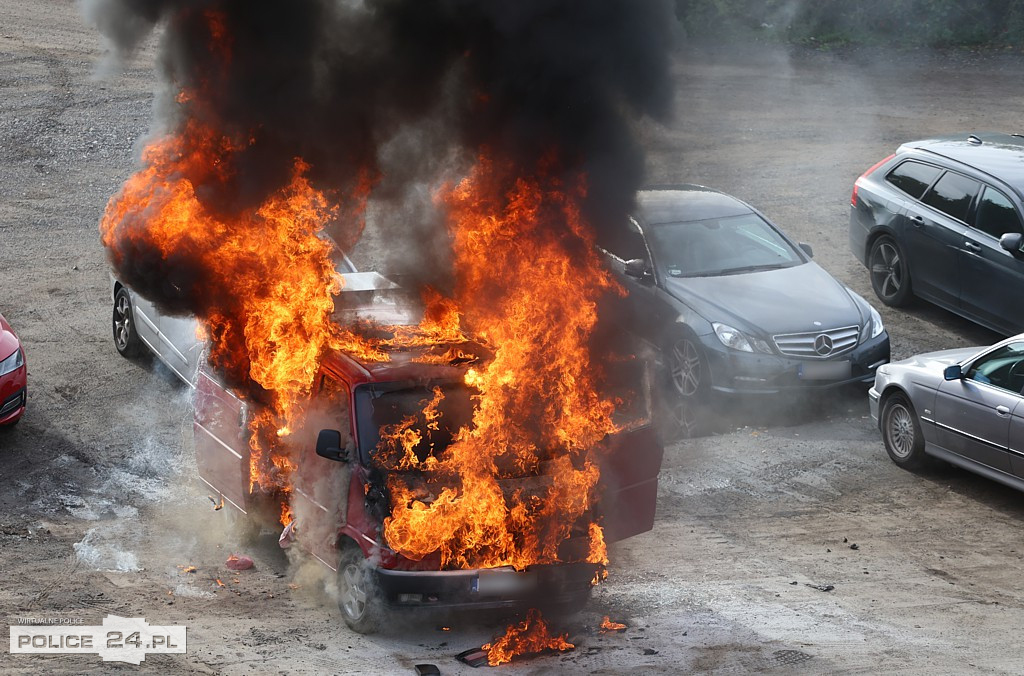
[870,334,1024,491]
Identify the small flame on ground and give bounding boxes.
[600,616,627,632]
[483,608,574,666]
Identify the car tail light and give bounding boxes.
[851,153,895,206]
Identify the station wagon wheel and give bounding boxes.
[881,392,927,470]
[869,236,912,307]
[336,545,382,634]
[112,287,143,358]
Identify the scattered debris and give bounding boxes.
[643,648,658,655]
[278,521,296,549]
[456,648,489,668]
[177,565,197,574]
[414,665,441,676]
[790,581,798,585]
[207,495,224,511]
[215,578,225,588]
[805,583,834,592]
[850,543,860,550]
[225,554,254,571]
[843,537,848,543]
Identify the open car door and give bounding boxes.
[193,366,252,513]
[597,357,664,542]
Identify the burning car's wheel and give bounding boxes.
[881,392,927,469]
[337,545,382,634]
[869,236,912,307]
[666,330,709,401]
[112,287,143,358]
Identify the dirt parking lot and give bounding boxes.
[2,2,1023,673]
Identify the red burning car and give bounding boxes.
[193,275,664,633]
[0,312,27,426]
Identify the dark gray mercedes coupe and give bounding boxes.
[601,186,890,412]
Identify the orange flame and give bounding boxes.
[99,118,375,521]
[600,616,627,632]
[484,608,574,666]
[380,154,620,570]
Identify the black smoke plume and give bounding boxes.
[87,0,675,306]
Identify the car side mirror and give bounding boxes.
[624,258,651,279]
[943,364,963,381]
[316,429,350,462]
[798,242,814,258]
[999,232,1023,256]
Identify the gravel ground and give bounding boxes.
[2,2,1024,673]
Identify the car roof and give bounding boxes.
[902,132,1024,189]
[636,185,752,225]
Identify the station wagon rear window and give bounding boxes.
[885,160,941,199]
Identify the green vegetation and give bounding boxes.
[674,0,1024,47]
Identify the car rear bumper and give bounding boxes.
[374,562,599,611]
[849,205,872,266]
[703,331,890,395]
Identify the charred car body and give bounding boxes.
[193,275,664,632]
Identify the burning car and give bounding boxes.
[193,275,664,633]
[110,240,356,386]
[0,312,26,426]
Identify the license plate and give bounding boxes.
[474,569,537,596]
[799,360,851,380]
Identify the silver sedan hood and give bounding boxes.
[888,346,979,371]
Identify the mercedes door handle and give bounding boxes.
[964,241,982,253]
[909,214,925,227]
[996,405,1011,417]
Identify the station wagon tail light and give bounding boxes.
[851,154,895,206]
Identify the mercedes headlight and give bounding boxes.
[712,323,773,354]
[867,306,884,340]
[0,348,24,376]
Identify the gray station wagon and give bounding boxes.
[850,132,1024,335]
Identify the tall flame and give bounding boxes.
[99,120,373,517]
[381,154,621,569]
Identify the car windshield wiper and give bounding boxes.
[717,262,792,275]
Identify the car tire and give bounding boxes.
[881,392,928,470]
[869,236,912,307]
[336,543,383,634]
[112,287,143,358]
[665,329,710,402]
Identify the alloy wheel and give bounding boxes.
[670,339,702,398]
[885,402,916,459]
[870,241,903,300]
[338,562,368,621]
[114,294,132,351]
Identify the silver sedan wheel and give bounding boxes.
[884,400,916,460]
[113,293,132,351]
[670,338,703,398]
[870,241,903,300]
[338,561,368,621]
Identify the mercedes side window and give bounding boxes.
[973,186,1023,240]
[601,218,649,263]
[966,341,1024,393]
[885,160,941,199]
[920,171,981,223]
